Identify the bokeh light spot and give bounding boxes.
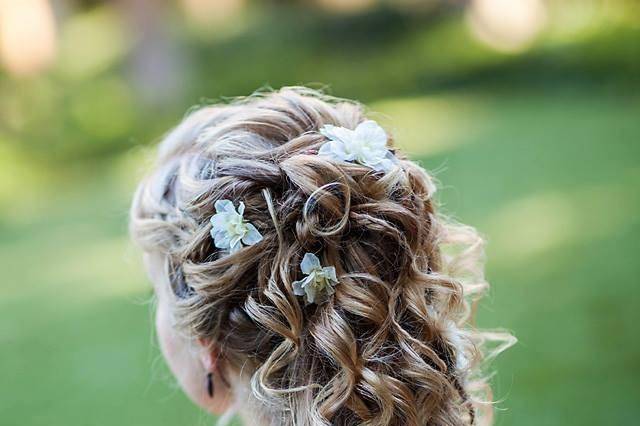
[0,0,57,77]
[56,6,129,80]
[467,0,547,53]
[180,0,246,27]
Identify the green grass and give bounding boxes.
[1,88,638,425]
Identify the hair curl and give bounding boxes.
[129,87,514,426]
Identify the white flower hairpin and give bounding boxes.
[292,253,339,305]
[210,200,263,254]
[318,120,397,172]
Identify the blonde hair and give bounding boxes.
[129,87,513,426]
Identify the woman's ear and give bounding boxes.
[197,338,233,415]
[197,338,217,371]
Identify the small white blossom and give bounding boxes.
[292,253,339,305]
[209,200,263,254]
[318,120,396,172]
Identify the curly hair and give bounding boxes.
[129,87,513,426]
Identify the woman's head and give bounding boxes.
[130,87,511,425]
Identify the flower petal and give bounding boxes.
[366,156,394,172]
[318,140,353,162]
[229,239,243,253]
[209,212,227,229]
[215,199,236,214]
[319,124,354,144]
[292,280,305,296]
[212,210,234,227]
[322,266,338,283]
[377,158,396,172]
[237,201,245,216]
[213,232,231,249]
[355,120,387,148]
[300,253,321,275]
[293,276,311,297]
[242,223,263,245]
[230,233,243,249]
[304,283,317,304]
[361,147,397,172]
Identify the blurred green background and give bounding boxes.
[1,0,638,425]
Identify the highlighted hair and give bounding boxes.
[130,87,514,426]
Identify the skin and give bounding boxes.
[144,252,234,415]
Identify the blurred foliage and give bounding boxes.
[0,0,639,425]
[0,0,638,168]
